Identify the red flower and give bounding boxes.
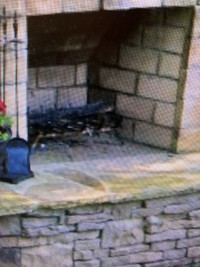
[0,100,6,115]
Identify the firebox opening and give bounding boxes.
[27,7,193,159]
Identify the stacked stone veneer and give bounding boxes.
[28,63,88,112]
[2,194,200,266]
[88,8,194,151]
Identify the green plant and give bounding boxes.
[0,100,13,142]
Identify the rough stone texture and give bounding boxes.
[66,213,113,225]
[73,250,94,261]
[164,202,200,214]
[110,244,149,256]
[0,248,21,267]
[151,241,175,251]
[77,222,105,231]
[101,219,144,248]
[176,237,200,248]
[21,243,73,267]
[74,260,100,267]
[145,229,186,243]
[0,216,21,236]
[163,248,186,259]
[74,239,100,251]
[188,246,200,257]
[22,217,58,229]
[1,190,200,266]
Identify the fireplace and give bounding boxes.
[0,0,200,153]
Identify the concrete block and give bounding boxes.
[57,87,87,109]
[119,46,159,74]
[143,26,185,54]
[38,65,75,88]
[162,27,186,54]
[116,118,134,140]
[99,68,137,94]
[165,8,193,27]
[26,0,62,15]
[28,88,57,112]
[138,75,178,103]
[28,68,37,89]
[103,0,162,10]
[134,122,172,149]
[1,0,26,16]
[163,0,197,6]
[63,0,100,13]
[126,26,142,46]
[116,94,154,122]
[154,103,175,127]
[158,53,181,79]
[142,26,164,50]
[76,64,87,85]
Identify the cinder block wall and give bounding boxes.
[89,8,194,151]
[28,64,88,112]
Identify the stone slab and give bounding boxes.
[103,0,162,10]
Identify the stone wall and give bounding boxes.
[1,193,200,266]
[89,8,193,151]
[28,64,88,112]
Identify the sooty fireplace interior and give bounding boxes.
[27,7,194,155]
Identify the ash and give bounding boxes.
[30,131,141,165]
